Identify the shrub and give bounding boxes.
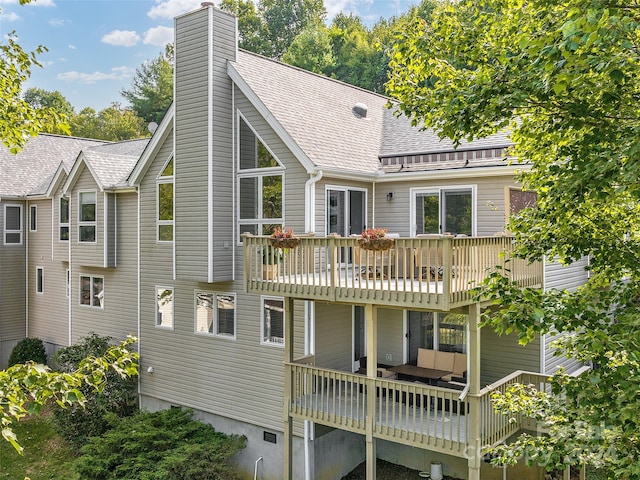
[8,337,47,367]
[52,333,138,446]
[74,408,247,480]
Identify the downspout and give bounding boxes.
[371,182,375,229]
[303,171,321,480]
[304,170,322,234]
[25,202,29,338]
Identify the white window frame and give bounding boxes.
[79,274,104,308]
[156,286,174,330]
[236,114,284,244]
[409,186,477,237]
[59,196,70,241]
[78,190,97,243]
[261,295,285,347]
[156,155,174,243]
[30,205,37,232]
[4,204,22,245]
[194,290,237,339]
[36,266,44,294]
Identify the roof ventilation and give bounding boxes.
[352,103,368,119]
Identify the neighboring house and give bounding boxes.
[0,4,589,480]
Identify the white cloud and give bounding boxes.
[144,25,173,46]
[49,18,69,27]
[147,0,203,20]
[0,10,20,21]
[102,29,141,47]
[57,66,135,84]
[324,0,355,20]
[68,45,76,50]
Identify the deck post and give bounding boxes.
[467,302,482,480]
[365,304,377,480]
[283,297,295,480]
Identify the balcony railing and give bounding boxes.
[244,234,543,310]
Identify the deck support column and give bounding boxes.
[467,302,482,480]
[283,297,295,480]
[365,304,377,480]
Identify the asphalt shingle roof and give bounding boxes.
[82,138,150,188]
[0,134,107,197]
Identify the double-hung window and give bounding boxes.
[4,204,22,244]
[59,197,70,241]
[261,296,284,346]
[78,191,96,242]
[157,157,174,242]
[195,291,236,338]
[156,287,174,329]
[412,187,475,236]
[237,116,283,240]
[80,275,104,308]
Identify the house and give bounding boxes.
[0,4,589,480]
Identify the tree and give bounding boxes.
[0,336,138,454]
[220,0,271,54]
[70,103,148,141]
[0,32,69,153]
[121,48,174,125]
[23,88,75,135]
[282,24,335,74]
[387,0,640,477]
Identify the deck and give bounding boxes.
[287,361,555,457]
[244,234,543,311]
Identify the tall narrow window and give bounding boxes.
[80,275,104,308]
[78,191,96,242]
[4,204,22,244]
[262,297,284,345]
[60,197,70,241]
[238,117,283,240]
[36,267,44,294]
[156,287,174,329]
[30,206,37,232]
[195,291,236,338]
[157,157,174,242]
[66,269,70,297]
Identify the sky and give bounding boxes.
[0,0,417,112]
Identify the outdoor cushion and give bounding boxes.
[434,351,455,372]
[417,348,436,369]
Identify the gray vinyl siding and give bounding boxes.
[0,200,27,360]
[544,256,589,292]
[480,327,541,385]
[69,192,138,343]
[174,8,236,282]
[374,175,515,236]
[314,303,353,371]
[377,308,404,365]
[234,90,308,234]
[71,166,103,267]
[104,193,116,267]
[26,198,70,348]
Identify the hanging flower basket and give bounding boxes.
[269,227,300,249]
[358,237,394,251]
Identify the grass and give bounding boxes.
[0,412,79,480]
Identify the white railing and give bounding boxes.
[244,234,543,310]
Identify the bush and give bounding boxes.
[74,408,246,480]
[8,337,47,366]
[52,333,138,446]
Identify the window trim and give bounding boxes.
[36,266,44,294]
[30,205,37,232]
[409,185,477,237]
[261,295,285,347]
[156,155,174,243]
[4,204,23,245]
[155,286,175,330]
[79,274,104,309]
[194,290,237,339]
[78,190,97,243]
[59,196,70,242]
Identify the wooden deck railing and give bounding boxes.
[244,234,543,310]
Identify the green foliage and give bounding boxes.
[282,24,335,74]
[387,0,640,476]
[74,408,246,480]
[8,338,47,367]
[0,336,138,454]
[120,48,174,124]
[52,333,139,447]
[69,103,148,141]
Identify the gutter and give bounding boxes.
[304,170,323,233]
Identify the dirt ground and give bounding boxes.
[341,459,461,479]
